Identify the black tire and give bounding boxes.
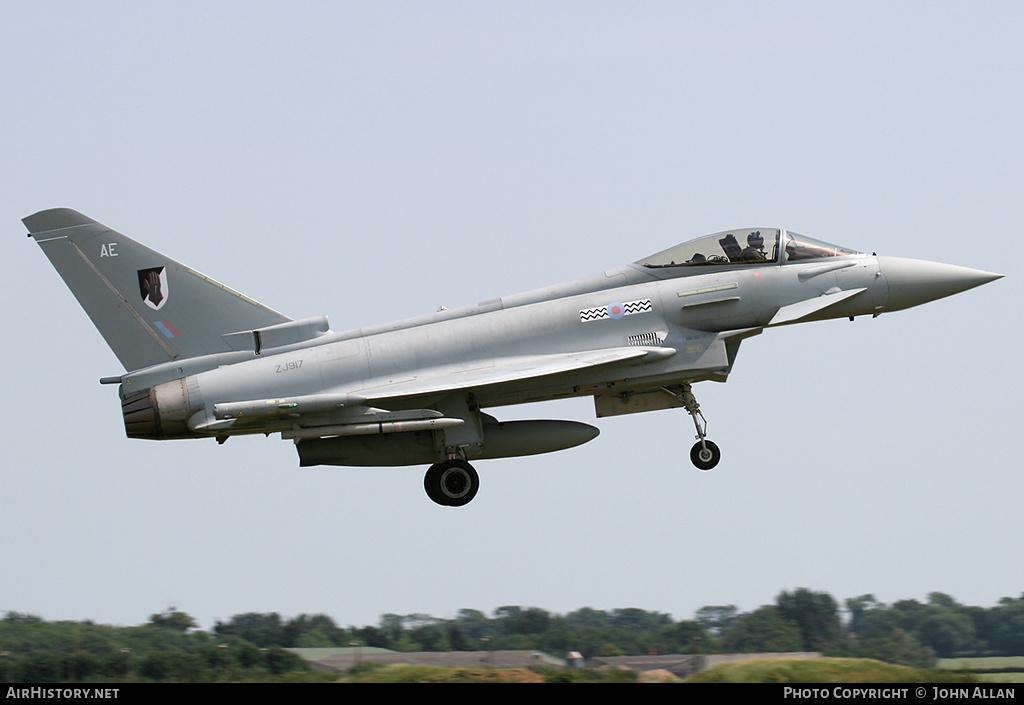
[424,459,479,506]
[690,440,721,471]
[424,463,446,505]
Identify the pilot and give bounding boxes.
[719,234,742,262]
[686,253,707,264]
[740,231,767,261]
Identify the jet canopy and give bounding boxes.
[636,228,861,269]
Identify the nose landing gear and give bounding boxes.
[666,383,721,471]
[690,438,721,471]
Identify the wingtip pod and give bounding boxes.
[23,208,99,236]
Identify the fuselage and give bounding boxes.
[128,244,890,440]
[118,225,1001,450]
[27,209,1002,501]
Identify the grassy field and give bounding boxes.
[684,658,980,684]
[939,657,1024,670]
[938,657,1024,683]
[287,658,987,683]
[263,657,1024,683]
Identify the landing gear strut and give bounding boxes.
[424,459,480,506]
[667,383,721,471]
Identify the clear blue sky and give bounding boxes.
[1,1,1020,630]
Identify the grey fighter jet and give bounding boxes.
[25,209,1002,506]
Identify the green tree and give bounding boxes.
[776,588,843,652]
[722,606,802,653]
[920,608,976,658]
[265,646,305,675]
[290,614,347,646]
[494,606,551,636]
[296,629,333,648]
[2,612,43,624]
[454,609,492,641]
[565,607,609,631]
[988,596,1024,656]
[845,594,883,634]
[609,608,671,632]
[695,605,738,636]
[927,592,961,610]
[597,642,624,657]
[662,620,714,654]
[214,613,286,647]
[148,610,198,632]
[19,651,61,683]
[853,628,935,669]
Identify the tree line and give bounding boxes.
[213,590,1024,668]
[0,612,305,683]
[2,589,1023,682]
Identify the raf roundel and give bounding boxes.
[607,302,625,319]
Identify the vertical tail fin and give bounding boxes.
[25,208,291,372]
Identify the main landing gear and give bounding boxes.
[424,458,480,507]
[667,383,721,471]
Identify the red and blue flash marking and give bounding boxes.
[154,320,180,339]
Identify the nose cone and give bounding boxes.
[877,256,1003,312]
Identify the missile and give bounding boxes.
[212,393,367,421]
[281,417,464,440]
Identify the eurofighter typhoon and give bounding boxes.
[25,209,1001,506]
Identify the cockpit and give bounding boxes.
[636,228,861,269]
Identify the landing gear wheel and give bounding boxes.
[424,459,480,506]
[690,440,721,471]
[665,383,721,472]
